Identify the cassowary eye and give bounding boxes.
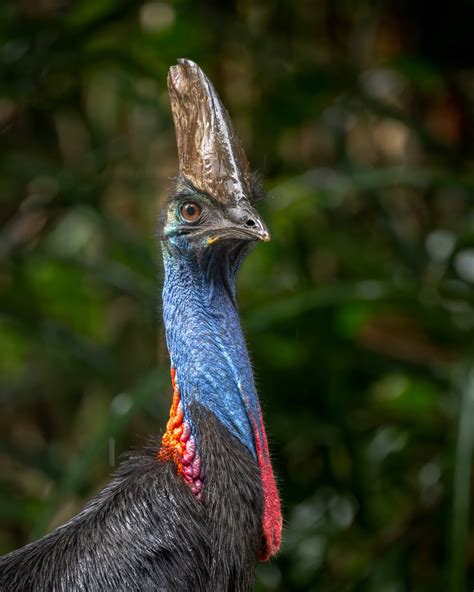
[181,202,202,222]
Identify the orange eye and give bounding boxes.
[181,202,202,222]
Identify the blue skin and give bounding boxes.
[161,222,263,459]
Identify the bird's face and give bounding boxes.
[161,182,269,255]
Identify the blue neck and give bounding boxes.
[161,241,259,457]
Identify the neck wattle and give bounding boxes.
[159,243,282,560]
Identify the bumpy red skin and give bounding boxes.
[158,368,204,499]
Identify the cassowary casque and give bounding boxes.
[0,58,282,592]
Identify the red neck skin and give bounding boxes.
[245,399,282,560]
[158,367,204,499]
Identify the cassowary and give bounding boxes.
[0,59,282,591]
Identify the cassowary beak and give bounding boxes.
[168,60,266,243]
[205,204,270,245]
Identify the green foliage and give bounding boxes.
[1,1,474,590]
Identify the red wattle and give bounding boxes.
[249,407,282,561]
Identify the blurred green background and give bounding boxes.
[1,1,474,590]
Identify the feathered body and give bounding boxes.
[0,59,281,591]
[0,408,263,591]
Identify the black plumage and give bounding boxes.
[0,406,263,591]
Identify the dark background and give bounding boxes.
[1,1,474,590]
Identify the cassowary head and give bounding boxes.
[161,59,269,257]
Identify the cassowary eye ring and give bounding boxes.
[181,202,202,222]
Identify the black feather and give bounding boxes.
[0,405,263,592]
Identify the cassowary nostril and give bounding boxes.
[245,218,256,227]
